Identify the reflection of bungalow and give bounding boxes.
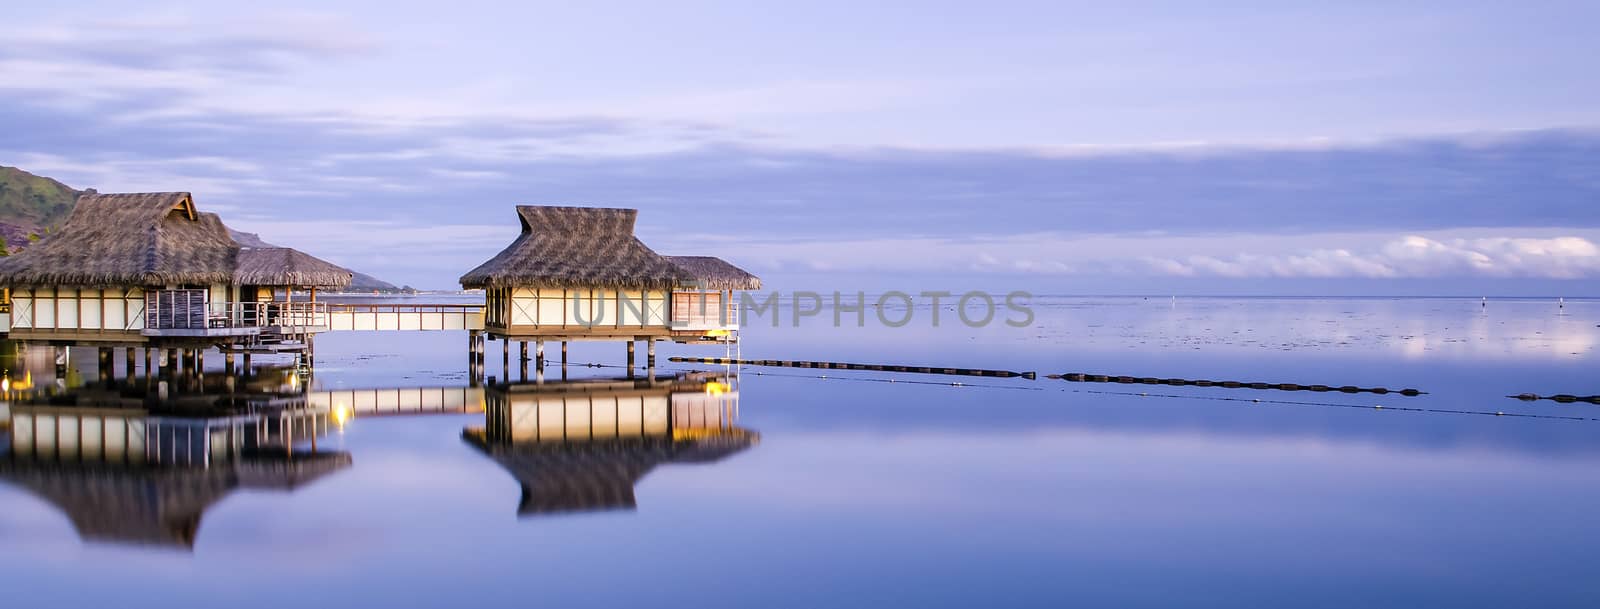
[463,374,757,516]
[459,206,760,345]
[0,192,351,347]
[0,404,349,549]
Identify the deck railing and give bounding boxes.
[672,298,739,331]
[143,290,329,331]
[146,289,210,330]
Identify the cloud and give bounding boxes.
[671,230,1600,281]
[1146,236,1600,279]
[1,11,1598,288]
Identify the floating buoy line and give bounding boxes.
[1509,393,1600,405]
[1047,372,1424,396]
[1069,388,1598,422]
[668,356,1036,379]
[550,358,1594,423]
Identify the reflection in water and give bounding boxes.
[0,347,760,548]
[465,373,758,517]
[1,401,348,550]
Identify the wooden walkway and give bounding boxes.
[325,303,483,332]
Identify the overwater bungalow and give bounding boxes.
[459,206,761,348]
[462,373,757,516]
[0,192,351,353]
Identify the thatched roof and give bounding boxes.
[666,256,761,290]
[0,451,350,550]
[235,247,353,288]
[0,191,357,290]
[0,192,238,286]
[460,206,687,289]
[460,206,761,290]
[463,434,757,517]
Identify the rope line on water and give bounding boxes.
[1048,372,1423,396]
[669,356,1036,379]
[1508,393,1600,405]
[1063,387,1598,422]
[503,361,1040,391]
[522,361,1592,423]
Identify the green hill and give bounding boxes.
[0,165,82,253]
[0,165,79,227]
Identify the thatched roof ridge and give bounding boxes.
[459,205,691,289]
[235,247,354,288]
[0,192,238,286]
[666,256,761,290]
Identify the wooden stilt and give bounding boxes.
[627,340,636,377]
[647,339,656,376]
[124,347,136,379]
[535,340,544,369]
[520,340,528,362]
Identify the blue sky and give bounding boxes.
[2,1,1598,292]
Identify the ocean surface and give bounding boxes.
[1,295,1597,608]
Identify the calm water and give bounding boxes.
[1,296,1597,608]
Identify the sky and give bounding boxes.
[1,1,1598,293]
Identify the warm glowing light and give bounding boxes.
[704,329,731,337]
[6,372,33,392]
[333,402,352,427]
[704,381,729,396]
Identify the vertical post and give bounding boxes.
[242,353,252,372]
[626,340,636,377]
[502,336,509,376]
[98,348,113,383]
[124,347,136,380]
[647,339,656,367]
[516,340,528,381]
[225,352,236,376]
[560,341,568,364]
[536,340,545,370]
[143,348,153,381]
[468,330,481,384]
[195,349,205,372]
[164,348,176,375]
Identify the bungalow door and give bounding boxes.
[240,286,260,326]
